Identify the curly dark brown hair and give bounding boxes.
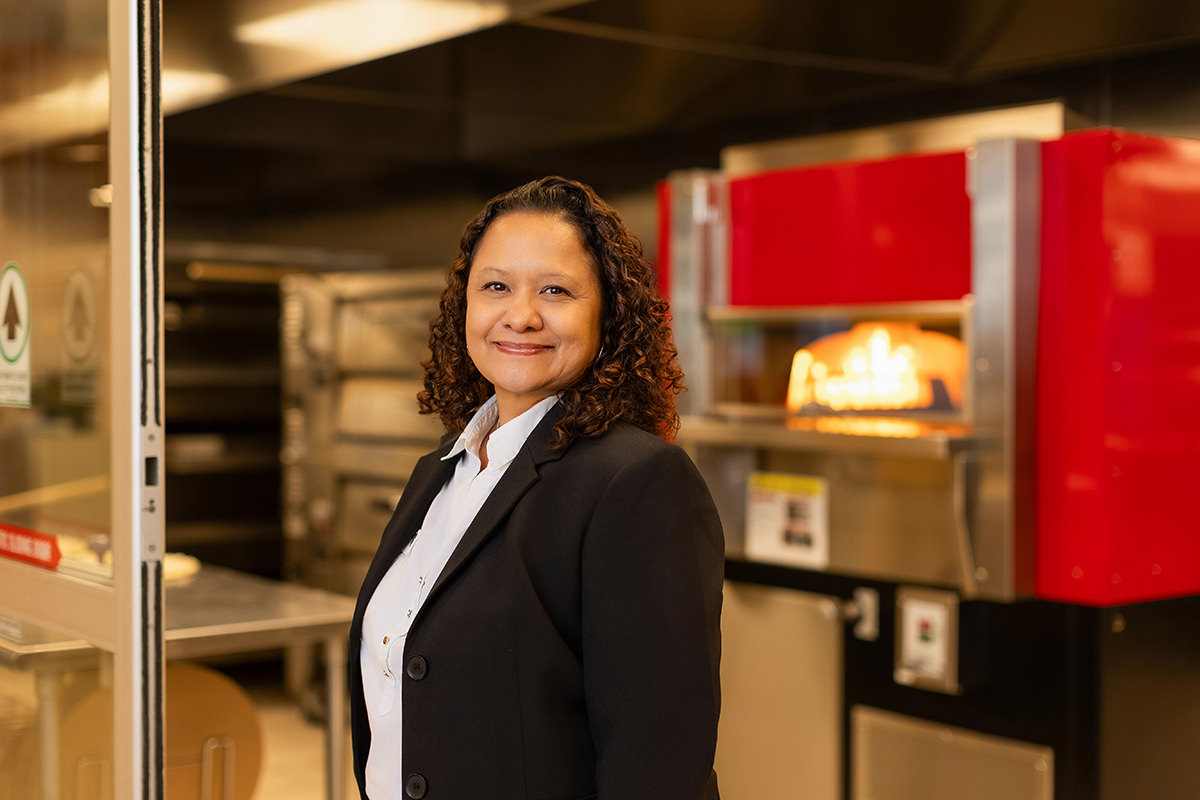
[417,176,684,449]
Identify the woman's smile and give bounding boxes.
[493,341,554,355]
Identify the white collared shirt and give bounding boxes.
[360,394,559,800]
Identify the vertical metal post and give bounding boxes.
[668,170,728,416]
[325,636,348,800]
[968,139,1041,601]
[35,675,59,800]
[110,0,165,796]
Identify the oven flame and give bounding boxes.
[786,323,964,413]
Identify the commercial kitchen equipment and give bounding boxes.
[661,115,1200,800]
[164,241,394,579]
[280,270,445,597]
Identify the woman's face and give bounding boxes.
[465,211,604,424]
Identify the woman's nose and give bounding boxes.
[503,292,542,331]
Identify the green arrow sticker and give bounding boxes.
[0,263,30,364]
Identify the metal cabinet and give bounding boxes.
[716,582,844,800]
[852,707,1053,800]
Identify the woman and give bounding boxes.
[350,176,724,800]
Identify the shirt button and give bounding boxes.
[405,773,427,798]
[406,655,428,681]
[406,608,413,617]
[383,636,389,644]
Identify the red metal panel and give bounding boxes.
[1036,131,1112,604]
[656,179,671,301]
[1037,129,1200,605]
[728,151,971,306]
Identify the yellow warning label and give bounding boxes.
[749,472,825,496]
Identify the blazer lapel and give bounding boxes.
[351,437,459,639]
[426,403,569,602]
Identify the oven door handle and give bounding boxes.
[952,452,981,600]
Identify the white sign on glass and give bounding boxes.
[61,269,99,405]
[0,262,31,407]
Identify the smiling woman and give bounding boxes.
[465,211,604,430]
[419,176,688,449]
[349,177,724,800]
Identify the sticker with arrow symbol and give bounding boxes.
[0,262,31,407]
[63,271,96,363]
[61,269,99,406]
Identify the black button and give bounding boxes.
[405,773,427,798]
[406,655,428,681]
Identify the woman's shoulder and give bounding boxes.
[566,421,692,474]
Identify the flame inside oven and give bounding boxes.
[786,323,965,413]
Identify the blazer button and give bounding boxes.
[405,773,427,798]
[406,655,428,681]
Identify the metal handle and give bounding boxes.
[75,755,112,800]
[817,597,861,624]
[952,452,980,600]
[199,736,237,800]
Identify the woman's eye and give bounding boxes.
[542,285,570,296]
[481,281,508,292]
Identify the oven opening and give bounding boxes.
[786,322,965,414]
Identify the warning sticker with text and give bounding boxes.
[745,471,830,569]
[0,522,62,570]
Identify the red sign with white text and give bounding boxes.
[0,522,62,570]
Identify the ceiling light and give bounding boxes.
[236,0,509,62]
[162,70,234,113]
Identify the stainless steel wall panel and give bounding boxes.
[335,296,439,373]
[685,444,759,557]
[763,450,961,589]
[716,582,842,800]
[968,138,1042,601]
[330,442,431,482]
[721,103,1072,177]
[668,170,727,416]
[336,481,405,555]
[336,378,442,440]
[852,706,1053,800]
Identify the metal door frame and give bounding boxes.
[0,1,164,797]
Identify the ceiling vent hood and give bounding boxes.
[0,0,584,152]
[162,0,585,113]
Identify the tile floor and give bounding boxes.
[243,673,359,800]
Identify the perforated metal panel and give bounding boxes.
[853,706,1053,800]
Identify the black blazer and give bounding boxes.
[349,404,724,800]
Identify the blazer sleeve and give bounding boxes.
[581,443,724,800]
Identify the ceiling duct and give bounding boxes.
[0,0,585,152]
[161,0,586,114]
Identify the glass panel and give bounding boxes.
[0,0,113,585]
[0,613,113,800]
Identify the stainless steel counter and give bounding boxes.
[678,414,978,460]
[164,565,355,660]
[0,565,356,800]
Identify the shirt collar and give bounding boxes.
[442,395,560,469]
